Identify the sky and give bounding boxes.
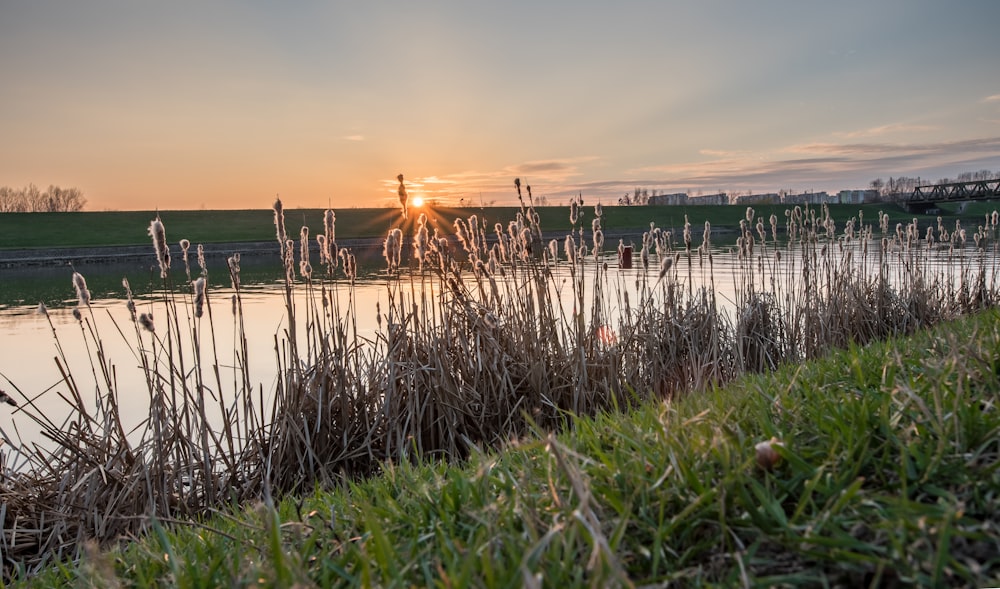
[2,1,1000,211]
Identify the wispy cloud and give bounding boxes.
[698,148,749,158]
[342,135,365,141]
[983,94,1000,103]
[833,123,937,139]
[621,136,1000,196]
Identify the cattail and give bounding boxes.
[565,235,577,264]
[658,255,673,280]
[123,277,136,321]
[324,208,336,245]
[180,239,192,280]
[992,210,999,228]
[593,229,604,254]
[316,234,329,265]
[520,227,532,259]
[231,294,238,315]
[148,216,170,278]
[340,249,357,283]
[284,239,295,282]
[299,226,312,279]
[770,214,778,242]
[468,214,480,253]
[139,312,155,332]
[197,244,207,276]
[193,277,206,318]
[683,215,692,251]
[273,197,287,253]
[383,227,403,271]
[745,207,754,223]
[454,218,471,254]
[514,177,522,199]
[474,258,490,279]
[72,271,90,306]
[37,302,48,317]
[72,307,82,322]
[569,199,579,225]
[594,202,603,218]
[414,215,429,269]
[704,221,712,249]
[228,254,241,289]
[548,239,559,263]
[397,174,408,219]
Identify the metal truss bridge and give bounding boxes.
[902,179,1000,213]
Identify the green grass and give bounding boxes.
[26,310,1000,588]
[0,203,948,249]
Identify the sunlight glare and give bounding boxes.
[412,196,425,208]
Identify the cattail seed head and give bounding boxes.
[273,197,287,253]
[397,174,408,219]
[72,272,90,306]
[148,216,170,278]
[193,277,206,318]
[139,312,154,332]
[658,255,673,279]
[299,226,312,279]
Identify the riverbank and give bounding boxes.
[23,309,1000,587]
[0,200,975,269]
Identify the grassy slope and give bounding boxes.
[32,310,1000,587]
[0,203,960,249]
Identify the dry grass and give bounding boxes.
[1,195,998,579]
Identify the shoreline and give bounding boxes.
[0,228,680,269]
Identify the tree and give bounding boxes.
[0,184,86,212]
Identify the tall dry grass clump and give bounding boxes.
[2,186,999,578]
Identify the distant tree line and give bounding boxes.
[0,184,86,212]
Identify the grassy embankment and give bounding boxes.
[26,309,1000,587]
[0,202,977,249]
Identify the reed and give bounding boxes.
[1,189,998,579]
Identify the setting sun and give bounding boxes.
[411,196,425,208]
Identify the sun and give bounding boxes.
[411,196,425,208]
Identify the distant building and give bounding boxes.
[782,191,833,205]
[648,192,688,206]
[837,189,875,204]
[689,193,729,206]
[736,193,779,205]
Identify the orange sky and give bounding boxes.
[2,2,1000,210]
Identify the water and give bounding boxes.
[2,239,997,453]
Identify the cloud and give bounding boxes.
[342,135,365,141]
[833,123,937,139]
[620,136,1000,196]
[983,94,1000,103]
[698,148,748,158]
